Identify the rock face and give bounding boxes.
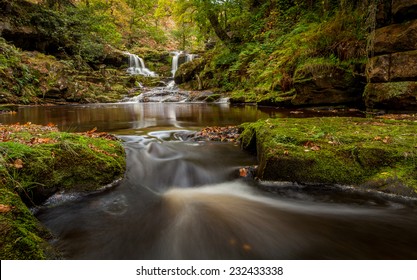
[365,0,417,110]
[293,65,365,106]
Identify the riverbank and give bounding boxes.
[0,123,126,259]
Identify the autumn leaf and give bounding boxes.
[87,127,98,134]
[13,159,24,169]
[311,145,321,151]
[0,204,13,213]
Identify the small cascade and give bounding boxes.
[126,53,157,77]
[171,51,196,77]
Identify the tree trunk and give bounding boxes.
[206,8,231,45]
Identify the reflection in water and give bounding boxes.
[0,103,268,133]
[3,103,416,259]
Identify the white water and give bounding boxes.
[171,51,196,77]
[126,53,157,77]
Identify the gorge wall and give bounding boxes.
[365,0,417,111]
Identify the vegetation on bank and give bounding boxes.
[172,1,371,107]
[0,123,126,259]
[239,117,417,196]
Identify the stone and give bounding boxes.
[364,82,417,110]
[367,55,390,83]
[373,19,417,55]
[174,58,205,85]
[367,50,417,82]
[392,0,417,23]
[293,65,365,106]
[390,50,417,81]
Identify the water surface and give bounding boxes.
[2,103,416,259]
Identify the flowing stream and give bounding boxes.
[1,103,417,259]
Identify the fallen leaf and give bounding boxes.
[311,145,321,151]
[239,168,248,177]
[13,159,24,169]
[0,204,13,213]
[87,127,98,134]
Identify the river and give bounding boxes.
[1,103,417,259]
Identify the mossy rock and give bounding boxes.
[0,188,57,259]
[364,82,417,110]
[240,117,417,196]
[0,125,126,204]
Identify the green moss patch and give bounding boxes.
[240,117,417,196]
[0,123,126,259]
[0,188,57,259]
[0,123,126,204]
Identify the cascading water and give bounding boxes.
[171,51,196,77]
[126,53,157,77]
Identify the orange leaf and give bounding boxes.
[13,159,23,169]
[239,168,248,177]
[0,204,13,213]
[87,127,98,134]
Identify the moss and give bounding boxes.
[364,82,417,110]
[0,126,126,205]
[0,124,126,259]
[240,117,417,196]
[0,188,57,259]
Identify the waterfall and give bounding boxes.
[171,51,196,77]
[126,53,157,77]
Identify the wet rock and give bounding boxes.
[174,58,205,85]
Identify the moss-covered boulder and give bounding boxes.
[174,58,205,85]
[240,117,417,196]
[0,123,126,259]
[0,123,126,204]
[364,81,417,110]
[0,188,57,259]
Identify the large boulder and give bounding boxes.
[364,81,417,110]
[368,50,417,82]
[373,19,417,55]
[174,58,205,85]
[292,64,365,106]
[239,117,417,196]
